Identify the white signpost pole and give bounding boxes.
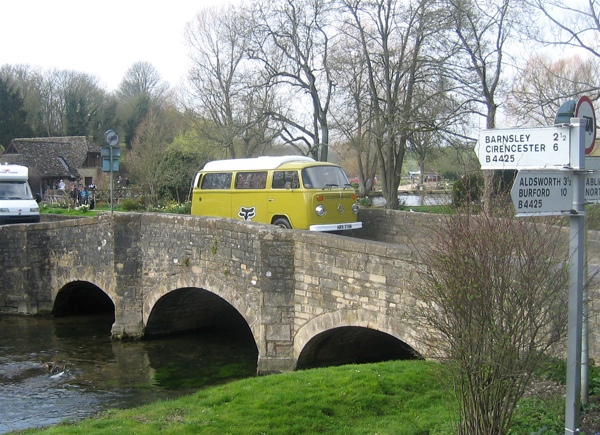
[477,98,596,433]
[565,118,585,435]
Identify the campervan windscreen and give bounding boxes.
[301,166,352,189]
[0,181,35,200]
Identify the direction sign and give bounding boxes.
[511,169,573,215]
[476,125,570,170]
[511,169,600,215]
[585,172,600,203]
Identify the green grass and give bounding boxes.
[19,361,455,435]
[15,360,571,435]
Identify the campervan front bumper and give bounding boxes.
[309,221,363,232]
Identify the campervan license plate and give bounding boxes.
[337,224,353,230]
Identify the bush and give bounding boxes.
[452,172,483,207]
[148,201,191,214]
[358,197,372,207]
[120,198,146,211]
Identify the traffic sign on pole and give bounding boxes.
[494,97,596,432]
[511,169,600,216]
[586,172,600,203]
[476,125,570,169]
[510,169,573,215]
[555,97,596,155]
[575,96,597,155]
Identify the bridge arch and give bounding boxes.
[145,287,255,340]
[294,309,423,369]
[143,276,260,344]
[52,280,115,317]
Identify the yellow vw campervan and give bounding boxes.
[191,156,362,231]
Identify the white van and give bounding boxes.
[0,164,41,224]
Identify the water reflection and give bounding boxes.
[399,193,451,207]
[370,193,451,207]
[0,314,258,434]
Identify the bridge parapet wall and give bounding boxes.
[352,208,442,246]
[5,209,600,370]
[0,215,115,314]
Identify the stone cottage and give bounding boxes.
[0,136,103,195]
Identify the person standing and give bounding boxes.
[80,186,89,205]
[70,184,80,207]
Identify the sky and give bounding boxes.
[0,0,237,92]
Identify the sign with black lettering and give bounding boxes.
[511,170,573,215]
[511,169,600,215]
[585,173,600,203]
[476,125,570,169]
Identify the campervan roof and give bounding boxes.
[0,164,28,180]
[202,156,315,172]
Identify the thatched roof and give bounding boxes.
[1,136,101,179]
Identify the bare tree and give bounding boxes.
[339,0,451,209]
[117,62,170,148]
[446,0,525,212]
[0,65,117,141]
[125,107,177,201]
[117,61,168,101]
[247,0,335,160]
[329,31,379,196]
[407,75,472,187]
[412,210,569,434]
[184,5,277,159]
[507,54,600,126]
[531,0,600,91]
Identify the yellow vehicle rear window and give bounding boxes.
[201,173,231,189]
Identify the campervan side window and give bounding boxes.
[201,173,232,189]
[235,172,267,189]
[272,171,300,189]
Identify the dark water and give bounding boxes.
[0,314,258,434]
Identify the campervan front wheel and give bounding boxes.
[273,218,292,229]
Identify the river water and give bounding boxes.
[369,193,451,207]
[0,313,258,434]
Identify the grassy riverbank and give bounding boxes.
[16,360,568,435]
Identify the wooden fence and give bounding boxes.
[42,188,152,207]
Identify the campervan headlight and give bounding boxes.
[0,208,8,213]
[315,204,326,216]
[352,203,359,214]
[30,207,39,213]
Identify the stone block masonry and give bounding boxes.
[1,209,600,372]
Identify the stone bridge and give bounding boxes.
[1,209,599,374]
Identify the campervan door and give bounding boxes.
[193,171,233,218]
